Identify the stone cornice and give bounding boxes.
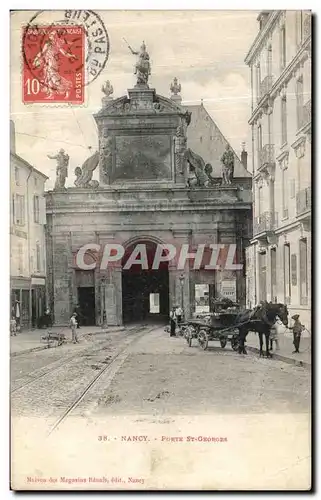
[46,201,252,214]
[244,11,281,65]
[276,149,289,167]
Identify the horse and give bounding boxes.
[236,302,289,358]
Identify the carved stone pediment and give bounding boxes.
[277,149,289,169]
[291,135,306,158]
[97,91,185,116]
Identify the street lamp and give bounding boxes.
[179,274,184,318]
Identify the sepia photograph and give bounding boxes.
[9,8,312,491]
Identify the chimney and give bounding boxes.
[10,120,16,153]
[241,142,248,170]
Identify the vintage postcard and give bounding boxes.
[10,9,312,491]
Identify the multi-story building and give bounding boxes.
[245,11,311,328]
[10,121,48,328]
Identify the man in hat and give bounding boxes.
[291,314,305,353]
[169,306,177,337]
[69,313,79,344]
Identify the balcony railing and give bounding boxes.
[259,144,275,168]
[253,210,278,236]
[303,14,311,40]
[296,187,311,215]
[259,75,273,100]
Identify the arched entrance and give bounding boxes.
[121,239,169,324]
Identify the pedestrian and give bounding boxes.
[70,313,79,344]
[15,300,21,333]
[176,306,183,325]
[269,316,281,351]
[291,314,305,354]
[169,306,177,337]
[10,316,17,336]
[74,304,81,328]
[44,307,51,328]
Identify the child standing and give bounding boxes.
[70,313,79,344]
[291,314,305,354]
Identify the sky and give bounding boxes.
[10,10,259,189]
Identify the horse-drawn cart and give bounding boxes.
[185,313,240,351]
[185,299,241,351]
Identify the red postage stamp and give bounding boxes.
[22,25,85,104]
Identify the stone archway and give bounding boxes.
[121,237,170,324]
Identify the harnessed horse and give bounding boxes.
[236,302,289,358]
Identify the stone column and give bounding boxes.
[168,265,191,320]
[104,265,123,326]
[52,233,72,326]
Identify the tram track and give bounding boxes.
[48,326,154,435]
[11,325,148,394]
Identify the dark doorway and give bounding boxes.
[78,287,95,326]
[122,241,169,324]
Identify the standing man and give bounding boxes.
[74,304,81,329]
[169,306,177,337]
[176,306,183,325]
[291,314,305,354]
[70,313,79,344]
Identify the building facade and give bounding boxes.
[45,77,252,327]
[245,11,311,328]
[10,121,48,328]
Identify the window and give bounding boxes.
[14,167,20,185]
[257,124,263,167]
[256,63,261,101]
[271,247,277,302]
[280,25,286,70]
[36,242,41,272]
[194,284,210,313]
[149,293,160,314]
[33,195,40,223]
[15,195,25,225]
[299,238,308,304]
[296,77,304,130]
[34,176,38,188]
[258,252,267,302]
[284,244,291,303]
[296,11,304,46]
[267,45,272,77]
[18,242,23,275]
[281,95,287,144]
[258,185,263,216]
[282,166,288,219]
[290,179,296,199]
[12,195,15,223]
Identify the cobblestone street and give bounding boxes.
[11,324,311,490]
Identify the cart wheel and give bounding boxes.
[231,336,239,351]
[220,338,227,348]
[198,330,208,350]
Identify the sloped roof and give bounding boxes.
[182,104,251,178]
[10,152,49,180]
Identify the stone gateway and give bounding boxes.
[45,70,252,326]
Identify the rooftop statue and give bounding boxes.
[47,148,69,189]
[124,38,151,86]
[170,77,181,95]
[101,80,114,98]
[221,144,235,185]
[184,148,213,188]
[74,151,100,188]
